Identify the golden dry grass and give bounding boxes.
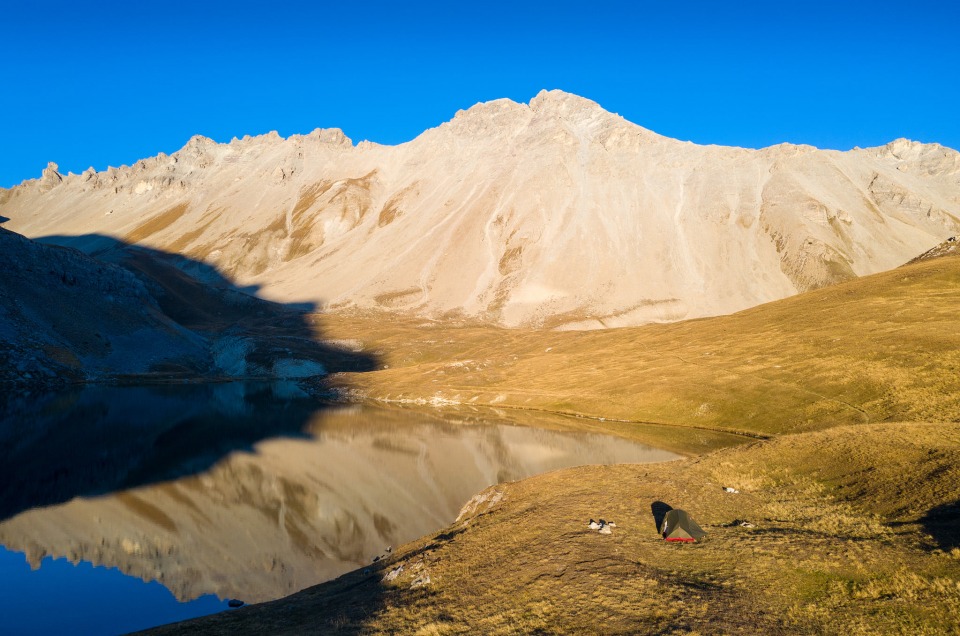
[124,203,190,244]
[168,207,222,255]
[143,254,960,634]
[146,423,960,635]
[317,253,960,446]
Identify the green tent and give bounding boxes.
[660,509,706,543]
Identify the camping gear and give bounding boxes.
[660,509,707,542]
[587,519,617,533]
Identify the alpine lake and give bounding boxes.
[0,381,677,635]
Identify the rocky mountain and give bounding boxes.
[0,227,209,385]
[0,227,374,387]
[3,90,959,328]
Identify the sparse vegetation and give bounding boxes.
[147,423,960,635]
[143,252,960,633]
[316,251,960,445]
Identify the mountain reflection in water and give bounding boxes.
[0,383,677,605]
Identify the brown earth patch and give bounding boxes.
[168,207,223,255]
[124,203,189,244]
[377,182,419,228]
[374,288,422,308]
[116,491,178,534]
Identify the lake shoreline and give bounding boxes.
[138,420,960,635]
[1,390,679,634]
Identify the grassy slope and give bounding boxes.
[145,255,960,635]
[319,253,960,445]
[147,424,960,635]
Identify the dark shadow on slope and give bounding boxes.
[919,500,960,551]
[138,527,466,636]
[651,501,673,534]
[0,233,378,523]
[0,215,9,224]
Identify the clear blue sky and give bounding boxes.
[2,1,958,188]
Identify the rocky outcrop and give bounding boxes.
[3,90,959,328]
[38,162,62,192]
[907,236,959,263]
[0,228,375,386]
[0,227,210,386]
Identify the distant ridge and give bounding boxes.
[3,90,959,329]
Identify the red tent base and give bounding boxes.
[664,537,696,542]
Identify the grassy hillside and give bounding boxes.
[144,252,960,634]
[317,251,960,447]
[146,422,960,635]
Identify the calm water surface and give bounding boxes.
[0,382,677,635]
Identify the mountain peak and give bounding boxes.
[445,98,531,137]
[529,89,604,115]
[530,90,669,145]
[302,128,353,147]
[444,90,626,139]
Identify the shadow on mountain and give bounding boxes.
[919,500,960,551]
[0,233,378,523]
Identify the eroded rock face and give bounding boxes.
[4,90,959,328]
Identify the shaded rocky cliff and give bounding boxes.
[0,227,209,385]
[0,227,376,386]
